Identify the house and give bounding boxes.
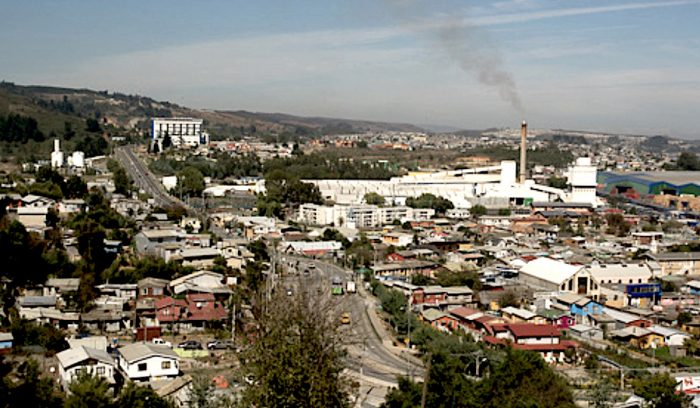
[568,324,604,341]
[382,232,414,247]
[56,346,117,389]
[138,278,170,298]
[683,280,700,296]
[43,278,80,300]
[156,293,228,331]
[169,271,232,297]
[500,306,546,324]
[0,333,13,354]
[97,283,138,300]
[553,293,603,324]
[58,199,86,215]
[21,194,55,207]
[609,326,663,349]
[118,343,180,381]
[599,283,661,309]
[372,260,440,280]
[178,247,221,268]
[17,206,50,228]
[419,309,451,332]
[518,258,600,299]
[411,285,474,309]
[483,323,577,363]
[588,263,653,286]
[648,325,690,347]
[649,252,700,276]
[537,309,574,329]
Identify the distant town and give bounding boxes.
[1,82,700,408]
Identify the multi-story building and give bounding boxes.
[151,117,209,148]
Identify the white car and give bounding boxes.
[152,338,172,348]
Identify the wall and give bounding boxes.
[119,355,179,380]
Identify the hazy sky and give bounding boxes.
[2,0,699,137]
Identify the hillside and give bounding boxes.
[0,82,426,143]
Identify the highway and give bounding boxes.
[115,145,180,207]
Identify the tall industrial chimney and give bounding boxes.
[519,121,527,183]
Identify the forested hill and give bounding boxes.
[0,81,425,145]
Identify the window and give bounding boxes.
[138,363,147,371]
[96,366,105,375]
[161,361,171,370]
[142,288,148,295]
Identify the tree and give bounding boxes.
[65,175,88,199]
[589,377,616,408]
[111,163,133,196]
[498,290,520,308]
[116,382,173,408]
[481,349,575,408]
[498,208,511,216]
[64,372,112,408]
[678,311,693,327]
[470,204,487,217]
[406,193,454,215]
[162,132,172,150]
[364,192,385,206]
[4,358,63,408]
[85,118,102,133]
[675,152,700,171]
[633,373,691,408]
[547,176,568,189]
[242,290,352,407]
[176,166,205,198]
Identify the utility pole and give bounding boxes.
[420,352,432,408]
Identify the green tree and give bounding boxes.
[4,359,63,408]
[112,165,133,196]
[242,290,352,407]
[364,192,385,206]
[116,382,173,408]
[85,118,102,133]
[64,372,112,408]
[547,176,568,189]
[498,290,520,308]
[498,208,511,216]
[470,205,487,217]
[65,175,88,199]
[176,166,205,198]
[675,152,700,171]
[633,373,691,408]
[406,193,454,215]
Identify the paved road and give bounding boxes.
[282,257,424,385]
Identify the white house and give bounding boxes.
[518,257,600,299]
[169,271,232,296]
[56,346,117,389]
[118,343,180,382]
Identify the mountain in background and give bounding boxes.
[0,82,425,142]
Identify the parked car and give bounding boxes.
[177,340,202,350]
[340,312,351,325]
[152,338,172,348]
[207,340,235,350]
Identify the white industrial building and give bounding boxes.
[298,204,435,228]
[151,117,209,148]
[293,157,599,210]
[50,139,85,169]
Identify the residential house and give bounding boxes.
[609,326,663,349]
[138,278,169,298]
[483,323,577,363]
[419,309,451,332]
[501,306,547,324]
[648,325,690,347]
[17,206,49,228]
[649,252,700,276]
[118,343,180,382]
[568,324,604,341]
[169,271,232,297]
[56,346,117,389]
[372,260,440,280]
[553,293,603,325]
[279,241,342,257]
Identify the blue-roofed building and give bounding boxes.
[599,171,700,198]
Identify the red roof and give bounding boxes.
[449,307,481,320]
[507,324,560,338]
[155,297,187,309]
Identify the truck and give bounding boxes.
[346,281,356,294]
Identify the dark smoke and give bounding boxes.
[385,0,524,113]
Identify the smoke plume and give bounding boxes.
[385,0,524,113]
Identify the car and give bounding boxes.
[177,340,203,350]
[207,340,235,350]
[286,288,293,296]
[303,269,310,276]
[152,338,172,348]
[340,312,351,325]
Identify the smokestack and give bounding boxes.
[54,138,60,152]
[519,121,527,183]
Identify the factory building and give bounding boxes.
[599,171,700,198]
[298,204,435,228]
[151,117,209,148]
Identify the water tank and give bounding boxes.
[71,151,85,168]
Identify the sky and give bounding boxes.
[1,0,699,137]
